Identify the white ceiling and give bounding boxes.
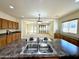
[0,0,79,19]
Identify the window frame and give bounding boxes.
[62,18,79,34]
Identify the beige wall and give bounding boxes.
[49,21,54,37]
[58,9,79,32]
[0,11,20,34]
[20,20,38,39]
[0,11,18,22]
[20,19,55,39]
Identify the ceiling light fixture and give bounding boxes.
[21,16,24,18]
[75,0,79,2]
[9,5,14,9]
[37,14,42,24]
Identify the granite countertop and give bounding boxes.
[0,31,21,37]
[60,32,79,41]
[0,33,6,38]
[0,39,67,57]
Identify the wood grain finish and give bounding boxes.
[0,18,19,29]
[8,21,13,29]
[12,33,16,41]
[54,33,62,39]
[54,33,79,47]
[12,22,16,29]
[0,35,6,48]
[62,35,79,47]
[6,34,12,44]
[1,19,8,29]
[16,22,19,29]
[0,18,2,29]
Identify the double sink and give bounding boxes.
[20,37,57,55]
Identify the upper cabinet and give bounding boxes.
[8,21,13,29]
[2,19,8,29]
[0,18,2,29]
[12,22,19,29]
[0,18,19,29]
[12,22,16,29]
[15,22,19,29]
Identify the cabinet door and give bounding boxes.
[2,19,8,29]
[16,33,21,40]
[18,33,21,40]
[0,18,2,29]
[8,21,13,29]
[16,22,19,29]
[6,34,12,44]
[0,38,3,48]
[12,34,16,41]
[12,22,16,29]
[0,36,6,48]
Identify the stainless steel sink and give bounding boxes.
[24,44,38,53]
[20,37,57,55]
[20,43,57,55]
[39,43,53,53]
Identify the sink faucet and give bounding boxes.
[37,37,40,52]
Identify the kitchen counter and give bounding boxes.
[60,32,79,41]
[0,33,6,38]
[0,38,67,58]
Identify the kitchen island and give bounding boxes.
[0,37,67,58]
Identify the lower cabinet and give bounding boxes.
[16,32,21,40]
[0,32,21,48]
[12,33,16,41]
[0,35,7,48]
[12,32,21,42]
[6,34,12,44]
[54,33,62,39]
[54,33,79,47]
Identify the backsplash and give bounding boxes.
[0,29,20,34]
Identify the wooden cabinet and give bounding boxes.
[54,33,79,47]
[8,21,13,29]
[0,18,19,29]
[12,33,16,41]
[0,31,21,48]
[62,35,79,47]
[16,32,21,40]
[12,22,16,29]
[12,32,21,41]
[2,19,8,29]
[0,18,2,29]
[0,35,6,48]
[12,22,19,29]
[54,33,62,39]
[16,22,19,29]
[6,34,12,44]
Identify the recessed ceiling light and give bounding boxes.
[21,16,24,18]
[75,0,79,2]
[9,5,14,9]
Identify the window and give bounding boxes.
[62,20,78,34]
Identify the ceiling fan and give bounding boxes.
[37,14,42,23]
